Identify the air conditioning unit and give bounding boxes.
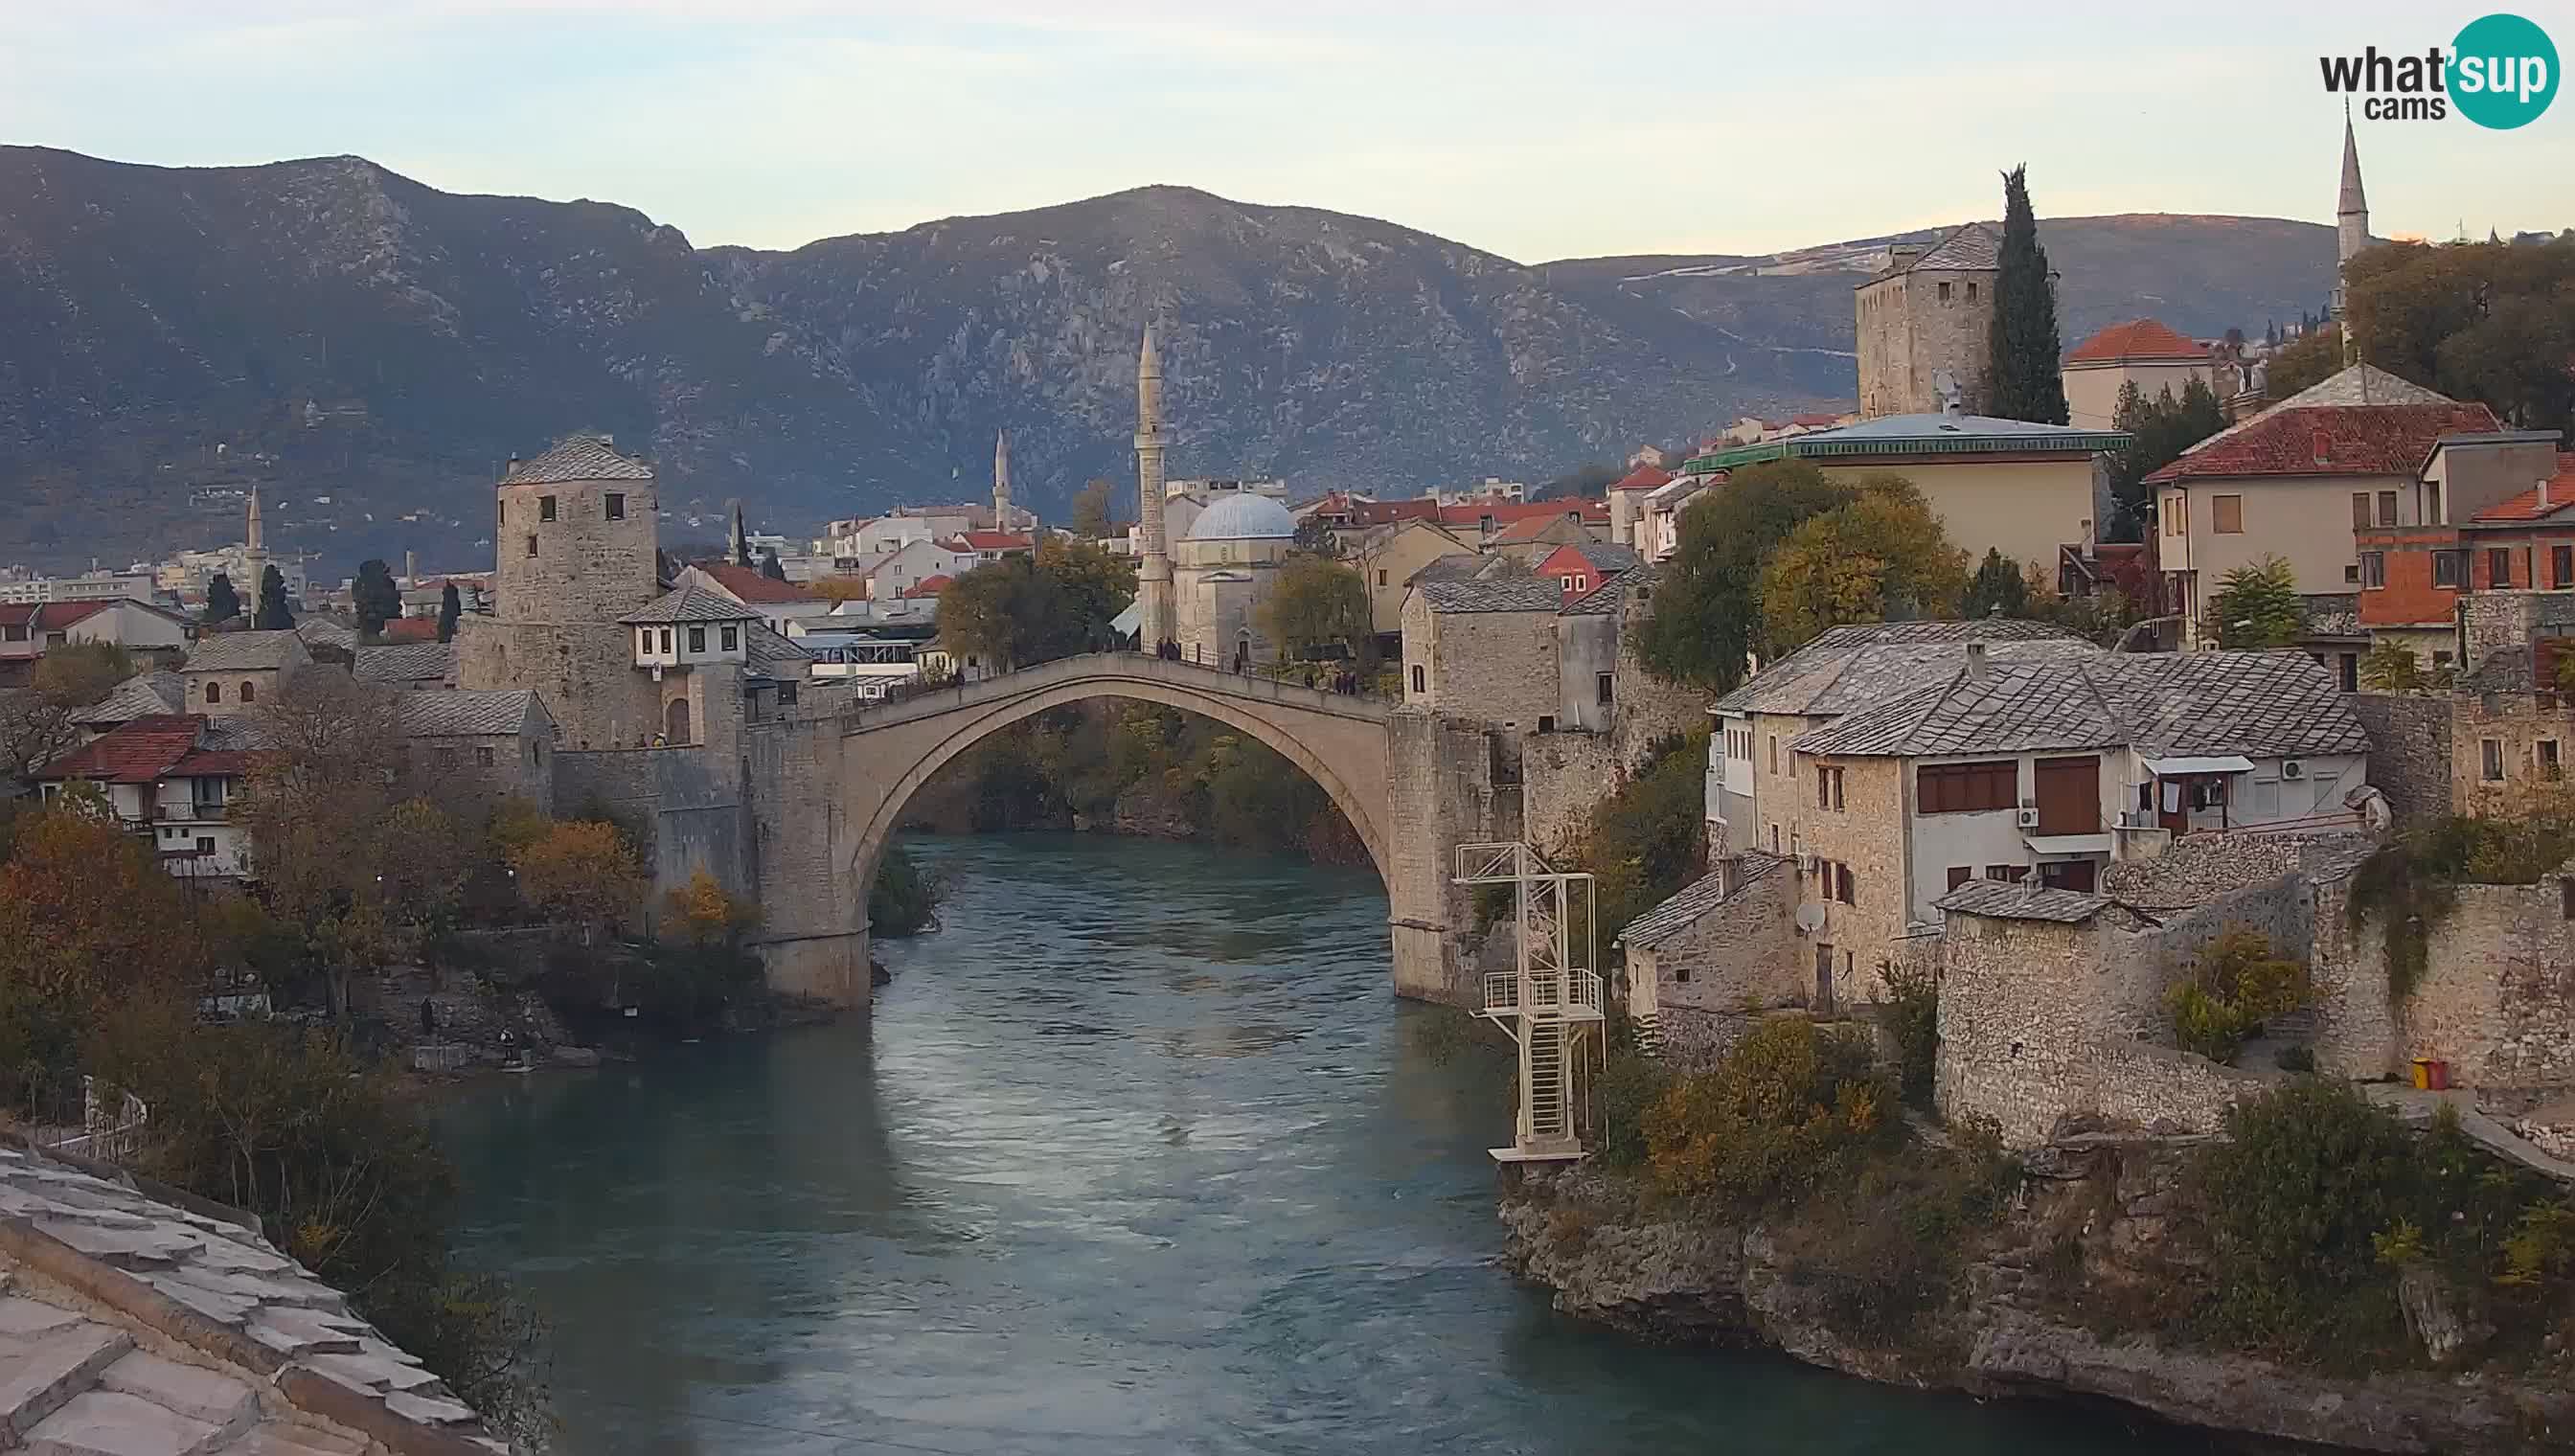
[2016,807,2041,829]
[2282,760,2306,781]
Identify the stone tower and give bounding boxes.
[1134,327,1176,646]
[1852,222,2002,418]
[2333,106,2370,360]
[456,434,665,748]
[240,484,267,600]
[992,428,1013,530]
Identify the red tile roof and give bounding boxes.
[900,575,954,600]
[1438,499,1609,529]
[1347,499,1442,527]
[379,617,439,643]
[169,748,253,777]
[690,560,816,604]
[0,601,115,631]
[1488,513,1595,545]
[2144,402,2502,485]
[953,531,1034,552]
[1609,465,1674,492]
[2066,319,2211,365]
[2468,454,2575,523]
[34,715,206,784]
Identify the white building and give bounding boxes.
[0,571,159,606]
[34,714,254,882]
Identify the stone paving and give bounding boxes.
[0,1141,506,1455]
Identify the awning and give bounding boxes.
[2143,755,2255,776]
[1110,601,1145,637]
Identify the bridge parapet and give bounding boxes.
[785,651,1394,736]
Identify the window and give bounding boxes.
[1937,281,1952,302]
[531,741,544,765]
[1834,864,1855,905]
[2427,482,2443,525]
[2345,564,2361,583]
[2557,546,2573,590]
[660,628,673,652]
[777,682,798,707]
[605,492,625,521]
[434,746,460,768]
[1560,576,1577,592]
[1537,716,1556,733]
[2351,492,2373,531]
[1408,665,1425,694]
[1767,737,1779,775]
[539,494,558,522]
[2377,490,2398,527]
[639,628,653,655]
[525,535,538,557]
[2212,494,2244,534]
[1947,866,1971,891]
[1815,764,1844,810]
[1377,570,1387,587]
[2490,548,2513,588]
[1917,760,2017,813]
[476,746,495,767]
[2361,552,2386,588]
[1966,282,1978,303]
[196,837,214,855]
[239,681,255,703]
[2483,738,2505,783]
[205,682,221,705]
[688,626,707,652]
[721,625,740,651]
[1596,671,1614,706]
[1984,864,2027,883]
[2434,649,2454,671]
[2435,551,2463,587]
[2543,740,2564,782]
[1770,824,1780,853]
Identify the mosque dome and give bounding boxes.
[1184,493,1297,541]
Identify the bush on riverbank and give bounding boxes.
[870,843,946,937]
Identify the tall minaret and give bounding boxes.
[1134,326,1175,646]
[2333,104,2370,363]
[241,484,268,602]
[992,428,1014,531]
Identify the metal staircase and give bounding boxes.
[1455,841,1605,1162]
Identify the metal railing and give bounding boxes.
[1481,969,1605,1018]
[37,1077,149,1166]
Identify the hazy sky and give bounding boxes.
[5,1,2569,261]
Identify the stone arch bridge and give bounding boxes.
[735,653,1507,1010]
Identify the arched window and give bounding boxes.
[239,681,256,703]
[663,697,693,746]
[205,682,221,704]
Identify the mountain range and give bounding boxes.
[0,147,2340,576]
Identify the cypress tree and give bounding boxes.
[436,582,462,643]
[353,558,401,636]
[1986,165,2069,424]
[254,564,294,630]
[204,573,240,626]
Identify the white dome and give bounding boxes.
[1184,493,1297,541]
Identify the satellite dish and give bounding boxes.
[1793,903,1829,936]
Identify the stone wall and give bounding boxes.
[1387,710,1520,1004]
[2452,689,2575,817]
[410,729,552,815]
[1856,265,1995,418]
[456,617,664,750]
[552,743,751,929]
[1416,604,1560,727]
[2401,878,2575,1089]
[1636,860,1799,1052]
[1521,729,1623,853]
[2347,692,2453,819]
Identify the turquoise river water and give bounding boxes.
[440,833,2217,1455]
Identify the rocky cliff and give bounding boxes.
[1500,1144,2573,1453]
[0,145,2338,574]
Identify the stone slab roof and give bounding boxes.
[183,631,308,674]
[745,622,813,679]
[1616,852,1785,949]
[68,671,186,727]
[352,642,455,686]
[0,1140,501,1453]
[398,689,543,739]
[1712,619,2093,717]
[1888,221,2000,274]
[500,434,653,486]
[1792,649,2370,761]
[1932,879,2110,922]
[293,618,360,654]
[1561,565,1655,616]
[620,584,763,626]
[1416,578,1567,615]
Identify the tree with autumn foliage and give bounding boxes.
[1755,476,1969,653]
[662,868,758,948]
[239,673,409,1016]
[509,820,645,942]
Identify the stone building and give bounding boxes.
[2354,433,2572,665]
[1174,491,1297,670]
[353,640,457,691]
[1855,222,2003,419]
[1618,851,1795,1064]
[456,435,666,749]
[399,688,555,809]
[177,630,310,717]
[1401,578,1564,723]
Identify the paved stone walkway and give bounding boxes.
[2365,1084,2575,1183]
[0,1142,506,1455]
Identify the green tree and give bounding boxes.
[2264,325,2342,401]
[353,558,401,637]
[2340,237,2575,435]
[2108,378,2228,536]
[31,641,133,707]
[1633,460,1857,690]
[1035,535,1136,645]
[203,572,240,626]
[254,563,293,630]
[1985,164,2069,424]
[1757,477,1969,654]
[1962,547,2030,619]
[760,550,788,582]
[2209,555,2302,648]
[940,540,1137,667]
[1259,554,1370,663]
[869,844,946,937]
[1070,478,1119,539]
[239,673,408,1017]
[1290,516,1340,557]
[436,582,462,643]
[1534,462,1624,501]
[2359,641,2427,693]
[2436,302,2575,431]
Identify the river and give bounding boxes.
[441,833,2212,1455]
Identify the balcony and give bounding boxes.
[1481,969,1605,1021]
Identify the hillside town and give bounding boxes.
[5,64,2575,1456]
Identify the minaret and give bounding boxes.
[2333,104,2369,365]
[1134,326,1175,646]
[992,428,1014,531]
[730,500,751,567]
[241,484,268,603]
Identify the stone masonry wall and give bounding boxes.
[1387,711,1520,1004]
[1522,730,1624,853]
[457,617,664,750]
[2346,692,2453,820]
[553,744,751,932]
[2402,878,2575,1089]
[2452,690,2575,818]
[1424,608,1561,728]
[1638,863,1798,1067]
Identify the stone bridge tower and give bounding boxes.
[456,435,666,748]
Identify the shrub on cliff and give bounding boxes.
[1878,958,1939,1108]
[1641,1017,1895,1208]
[2166,930,2304,1064]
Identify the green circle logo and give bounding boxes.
[2453,12,2559,129]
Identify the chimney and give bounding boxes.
[1888,243,1926,273]
[1966,641,1990,682]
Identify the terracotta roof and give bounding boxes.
[2468,455,2575,523]
[2065,319,2211,365]
[169,747,254,777]
[500,434,654,485]
[953,531,1034,552]
[1438,499,1609,529]
[1487,513,1597,546]
[1608,465,1674,492]
[1543,540,1642,574]
[378,616,439,643]
[0,601,113,631]
[1346,499,1442,527]
[2143,401,2501,485]
[690,560,816,605]
[1789,412,1848,427]
[34,715,206,784]
[901,575,953,600]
